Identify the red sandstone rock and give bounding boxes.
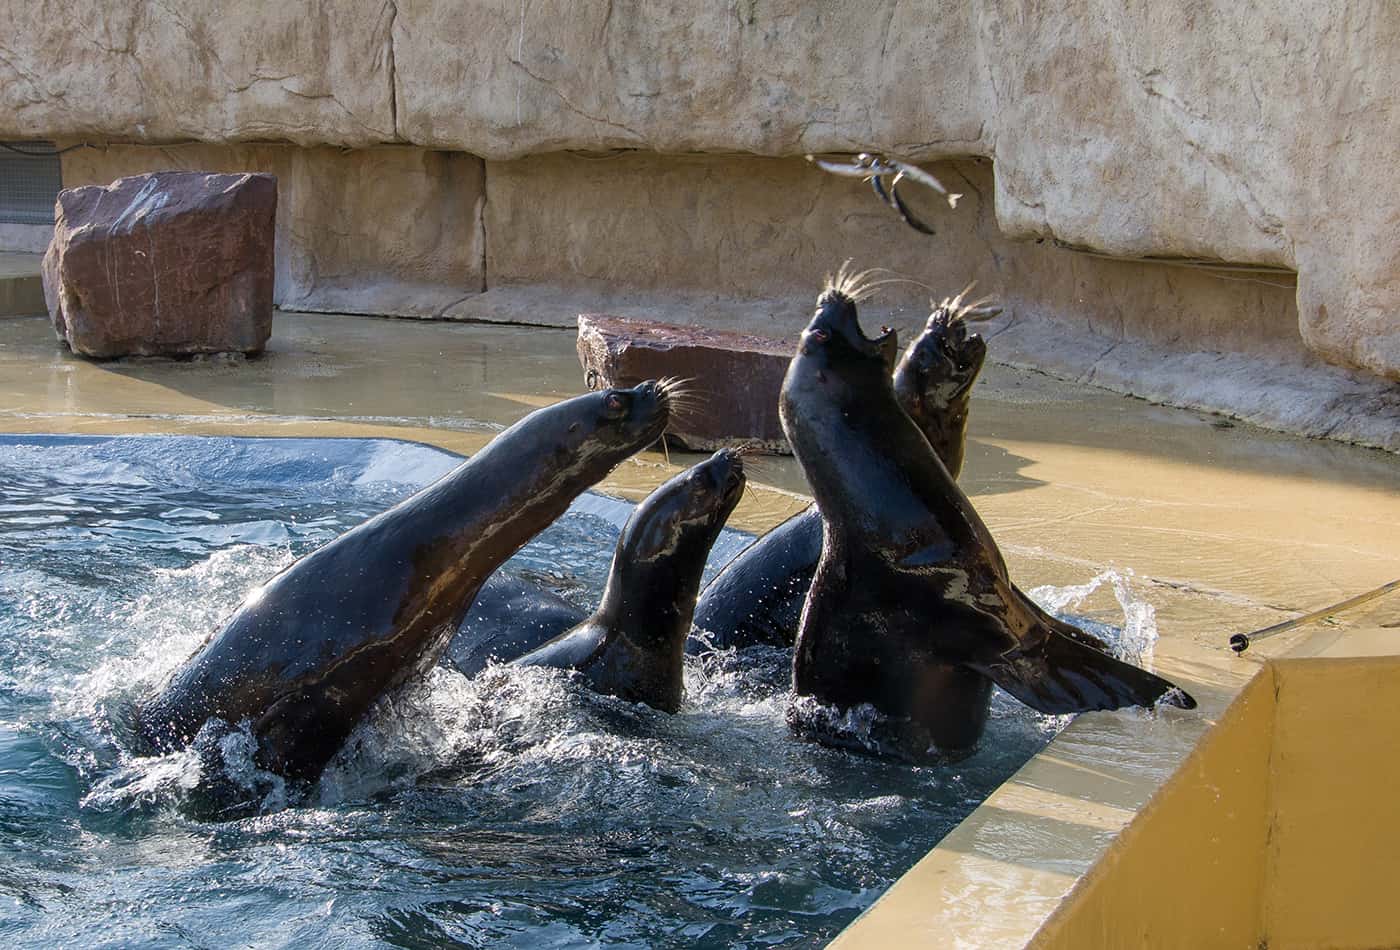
[576,314,794,454]
[42,171,277,358]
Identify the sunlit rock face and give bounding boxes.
[43,171,276,358]
[6,1,1397,380]
[576,314,793,454]
[56,144,485,320]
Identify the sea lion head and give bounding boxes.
[893,303,988,411]
[584,448,746,711]
[799,264,899,376]
[624,448,745,565]
[525,380,672,490]
[781,265,902,461]
[573,379,671,450]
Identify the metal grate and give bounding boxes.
[0,142,63,225]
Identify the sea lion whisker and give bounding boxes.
[830,264,898,302]
[742,477,760,505]
[656,377,705,415]
[657,375,697,397]
[839,268,942,296]
[940,293,996,316]
[660,388,704,415]
[933,289,998,323]
[841,260,881,298]
[956,296,997,320]
[822,259,857,297]
[851,276,925,293]
[941,281,978,314]
[658,374,697,393]
[660,380,700,401]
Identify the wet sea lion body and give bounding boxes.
[137,383,671,781]
[690,302,987,653]
[781,281,1194,759]
[444,573,586,678]
[511,450,746,712]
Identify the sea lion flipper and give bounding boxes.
[1011,583,1113,653]
[977,630,1197,716]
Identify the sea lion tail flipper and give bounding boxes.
[1011,583,1113,653]
[977,632,1197,716]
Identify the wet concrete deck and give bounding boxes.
[1,309,1397,946]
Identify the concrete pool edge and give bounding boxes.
[831,647,1255,948]
[835,634,1400,947]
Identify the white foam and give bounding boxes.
[1027,568,1158,667]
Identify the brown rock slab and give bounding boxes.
[42,171,277,359]
[576,314,794,454]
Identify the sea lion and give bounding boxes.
[509,449,745,712]
[689,295,987,653]
[137,382,672,781]
[443,573,588,678]
[781,274,1194,759]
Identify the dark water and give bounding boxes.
[0,435,1126,948]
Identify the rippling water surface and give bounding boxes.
[0,435,1149,948]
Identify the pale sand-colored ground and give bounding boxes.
[1,310,1397,945]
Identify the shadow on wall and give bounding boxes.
[59,144,1305,363]
[479,151,1306,363]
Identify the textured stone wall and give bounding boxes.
[5,1,1397,382]
[60,145,483,317]
[58,144,1300,357]
[484,152,1303,360]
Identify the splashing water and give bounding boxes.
[0,435,1157,947]
[1027,569,1159,668]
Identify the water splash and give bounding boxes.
[1027,568,1159,667]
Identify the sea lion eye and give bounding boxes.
[604,392,628,417]
[809,327,830,344]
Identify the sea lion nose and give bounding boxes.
[704,452,742,492]
[637,379,666,411]
[720,454,745,491]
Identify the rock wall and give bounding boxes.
[982,3,1400,384]
[57,144,1301,359]
[60,145,483,317]
[481,152,1304,361]
[6,0,1397,381]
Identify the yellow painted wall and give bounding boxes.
[1265,657,1400,949]
[1029,657,1400,949]
[1028,669,1275,949]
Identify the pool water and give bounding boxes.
[0,434,1150,948]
